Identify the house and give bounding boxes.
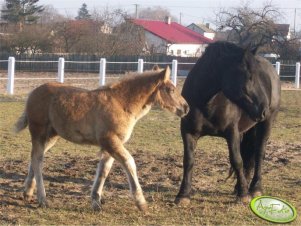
[186,23,215,40]
[274,24,291,41]
[131,18,212,57]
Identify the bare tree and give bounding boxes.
[138,6,178,22]
[54,19,92,52]
[51,8,146,55]
[215,2,282,48]
[38,5,66,24]
[1,24,53,54]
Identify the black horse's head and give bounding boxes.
[220,47,269,122]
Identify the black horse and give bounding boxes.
[175,42,281,205]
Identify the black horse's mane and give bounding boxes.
[205,41,244,57]
[190,41,246,76]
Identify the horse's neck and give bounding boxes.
[183,71,221,106]
[111,77,159,114]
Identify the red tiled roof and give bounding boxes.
[132,19,213,44]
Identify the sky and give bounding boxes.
[1,0,301,30]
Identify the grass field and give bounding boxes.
[0,80,300,225]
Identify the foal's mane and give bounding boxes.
[95,70,163,92]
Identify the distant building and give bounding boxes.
[186,23,215,40]
[274,24,291,41]
[131,17,212,57]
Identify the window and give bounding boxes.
[177,49,181,55]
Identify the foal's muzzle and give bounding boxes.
[177,103,190,117]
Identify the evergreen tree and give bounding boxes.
[1,0,44,24]
[75,3,91,20]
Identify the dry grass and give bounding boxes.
[0,77,300,225]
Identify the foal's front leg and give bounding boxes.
[100,135,147,211]
[91,151,114,211]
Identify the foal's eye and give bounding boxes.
[166,87,175,93]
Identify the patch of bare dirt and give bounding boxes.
[0,142,300,218]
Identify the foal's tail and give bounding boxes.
[14,111,28,133]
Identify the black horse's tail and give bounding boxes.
[225,167,235,181]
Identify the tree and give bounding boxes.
[75,3,91,20]
[138,6,178,22]
[54,20,90,52]
[38,5,66,24]
[0,25,53,54]
[1,0,44,27]
[215,2,282,48]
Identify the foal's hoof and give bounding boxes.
[23,192,33,202]
[175,197,191,207]
[137,203,148,212]
[236,195,251,204]
[92,200,102,211]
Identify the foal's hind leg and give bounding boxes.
[23,162,36,202]
[100,136,147,211]
[91,151,115,211]
[24,133,58,206]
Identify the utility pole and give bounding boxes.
[180,12,182,25]
[134,4,139,19]
[294,8,296,35]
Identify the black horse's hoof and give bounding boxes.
[251,190,263,198]
[236,195,251,204]
[92,200,102,211]
[175,197,191,206]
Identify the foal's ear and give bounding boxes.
[160,66,170,82]
[152,64,161,71]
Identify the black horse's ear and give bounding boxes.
[251,46,259,55]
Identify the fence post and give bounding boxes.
[99,58,106,86]
[275,61,280,75]
[295,62,300,89]
[138,59,143,73]
[171,59,178,86]
[7,57,15,95]
[58,57,65,83]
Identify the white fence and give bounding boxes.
[1,57,301,95]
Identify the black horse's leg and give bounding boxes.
[175,119,198,206]
[249,118,273,197]
[234,127,256,194]
[226,127,250,203]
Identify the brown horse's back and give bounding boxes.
[16,82,101,144]
[15,82,68,133]
[26,83,86,125]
